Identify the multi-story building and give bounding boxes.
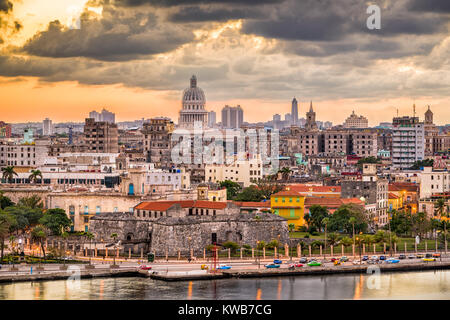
[391,116,425,169]
[291,97,299,126]
[270,190,306,228]
[343,111,369,128]
[418,166,450,199]
[0,121,12,138]
[205,155,264,187]
[89,108,115,124]
[341,164,389,229]
[208,111,216,127]
[221,105,244,129]
[350,130,378,157]
[0,139,49,167]
[84,118,119,153]
[141,117,174,167]
[42,118,53,136]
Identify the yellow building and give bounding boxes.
[270,190,305,228]
[388,192,404,211]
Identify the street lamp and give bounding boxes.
[388,210,393,257]
[256,241,260,269]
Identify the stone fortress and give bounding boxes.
[90,187,289,256]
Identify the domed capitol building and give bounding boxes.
[178,75,209,128]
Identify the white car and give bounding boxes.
[371,255,379,260]
[353,260,364,265]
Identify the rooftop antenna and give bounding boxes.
[396,108,399,117]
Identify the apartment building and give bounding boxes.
[84,118,119,153]
[391,116,425,169]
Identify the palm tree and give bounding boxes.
[28,170,43,184]
[111,233,118,266]
[86,232,95,265]
[435,198,448,251]
[0,211,15,263]
[349,217,357,247]
[322,217,330,255]
[279,167,292,182]
[1,166,18,183]
[31,225,47,259]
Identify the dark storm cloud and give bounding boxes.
[0,0,12,13]
[168,6,264,22]
[408,0,450,13]
[22,8,195,61]
[98,0,283,7]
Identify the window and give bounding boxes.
[84,206,89,214]
[96,206,101,214]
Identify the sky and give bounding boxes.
[0,0,449,125]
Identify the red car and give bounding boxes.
[432,253,441,258]
[330,258,338,262]
[139,265,152,270]
[289,263,304,269]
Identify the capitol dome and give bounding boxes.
[182,75,206,110]
[178,75,208,128]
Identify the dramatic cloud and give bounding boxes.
[22,6,195,61]
[0,0,12,13]
[408,0,450,13]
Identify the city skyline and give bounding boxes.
[0,0,449,125]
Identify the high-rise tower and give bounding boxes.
[291,97,298,125]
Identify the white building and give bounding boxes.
[42,118,53,136]
[221,105,244,129]
[392,116,425,169]
[343,111,368,128]
[205,155,264,187]
[419,167,450,199]
[0,139,49,167]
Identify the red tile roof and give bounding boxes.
[285,185,341,193]
[135,200,228,211]
[233,201,271,208]
[304,197,364,208]
[389,183,419,192]
[389,193,400,199]
[272,190,304,197]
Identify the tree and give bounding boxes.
[31,225,47,258]
[1,166,18,183]
[322,217,330,252]
[266,239,281,249]
[307,205,329,232]
[255,177,284,200]
[435,198,448,249]
[17,195,44,209]
[234,186,264,202]
[219,180,242,200]
[349,216,357,247]
[328,204,368,234]
[0,210,15,263]
[0,191,14,209]
[339,236,353,248]
[39,208,71,236]
[222,241,239,253]
[411,212,430,238]
[410,159,434,170]
[388,210,412,236]
[288,223,295,232]
[327,232,340,246]
[28,170,43,184]
[278,167,292,182]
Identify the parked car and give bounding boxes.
[353,260,363,265]
[340,256,349,262]
[273,259,283,264]
[265,263,280,269]
[217,264,231,270]
[379,255,387,260]
[398,254,406,260]
[425,253,433,258]
[307,261,322,267]
[408,254,416,259]
[200,264,209,270]
[386,258,400,264]
[362,255,369,261]
[334,260,342,266]
[289,263,303,269]
[299,258,308,263]
[423,258,436,262]
[371,255,379,261]
[416,254,424,258]
[330,257,338,262]
[139,265,152,270]
[432,253,441,258]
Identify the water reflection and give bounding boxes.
[0,270,449,300]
